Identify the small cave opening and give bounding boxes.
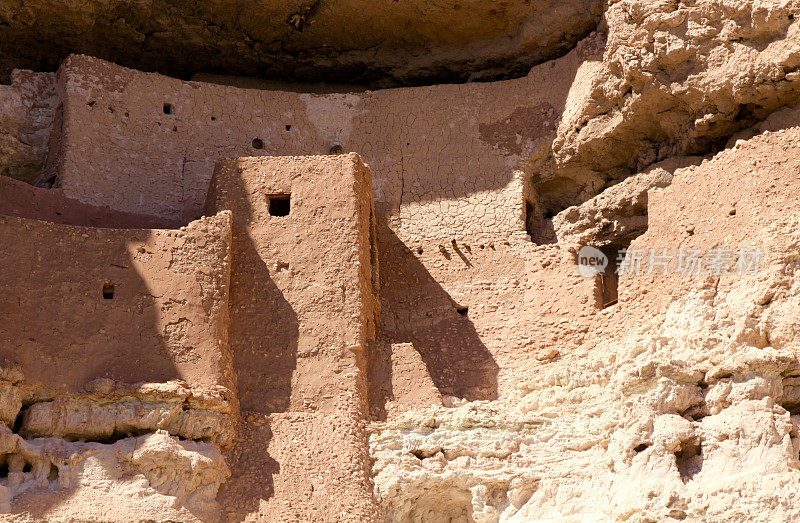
[268,194,291,217]
[163,103,173,115]
[526,199,557,245]
[252,138,264,150]
[410,448,441,460]
[102,282,115,300]
[329,144,344,155]
[633,443,650,453]
[455,304,469,317]
[676,439,703,482]
[285,124,292,131]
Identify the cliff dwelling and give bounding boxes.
[3,1,800,521]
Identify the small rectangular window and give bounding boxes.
[268,194,291,217]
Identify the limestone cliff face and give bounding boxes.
[534,0,800,212]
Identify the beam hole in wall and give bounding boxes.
[268,194,291,217]
[285,124,292,131]
[252,138,264,149]
[455,304,468,317]
[329,144,344,155]
[163,103,173,114]
[102,282,115,300]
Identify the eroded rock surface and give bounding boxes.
[0,0,603,87]
[534,0,800,211]
[371,125,800,522]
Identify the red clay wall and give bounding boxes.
[51,40,598,241]
[204,154,380,520]
[0,212,233,394]
[39,48,608,407]
[0,175,179,228]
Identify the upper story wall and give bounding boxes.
[0,212,233,395]
[205,154,377,414]
[50,36,601,244]
[0,175,178,228]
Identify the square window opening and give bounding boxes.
[268,194,291,217]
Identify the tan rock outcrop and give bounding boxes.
[3,426,230,521]
[0,71,57,184]
[534,0,800,210]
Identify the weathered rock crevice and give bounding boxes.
[0,370,233,518]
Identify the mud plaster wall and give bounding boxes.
[0,212,234,394]
[0,175,179,228]
[205,155,380,520]
[27,40,614,404]
[52,36,602,244]
[1,35,612,406]
[34,42,609,404]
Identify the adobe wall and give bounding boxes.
[204,154,380,520]
[0,175,179,228]
[51,34,603,243]
[26,41,612,408]
[0,212,234,395]
[8,40,615,408]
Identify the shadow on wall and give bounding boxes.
[370,222,499,419]
[225,233,299,413]
[0,227,182,391]
[203,163,299,517]
[0,223,218,520]
[203,166,300,414]
[215,420,280,521]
